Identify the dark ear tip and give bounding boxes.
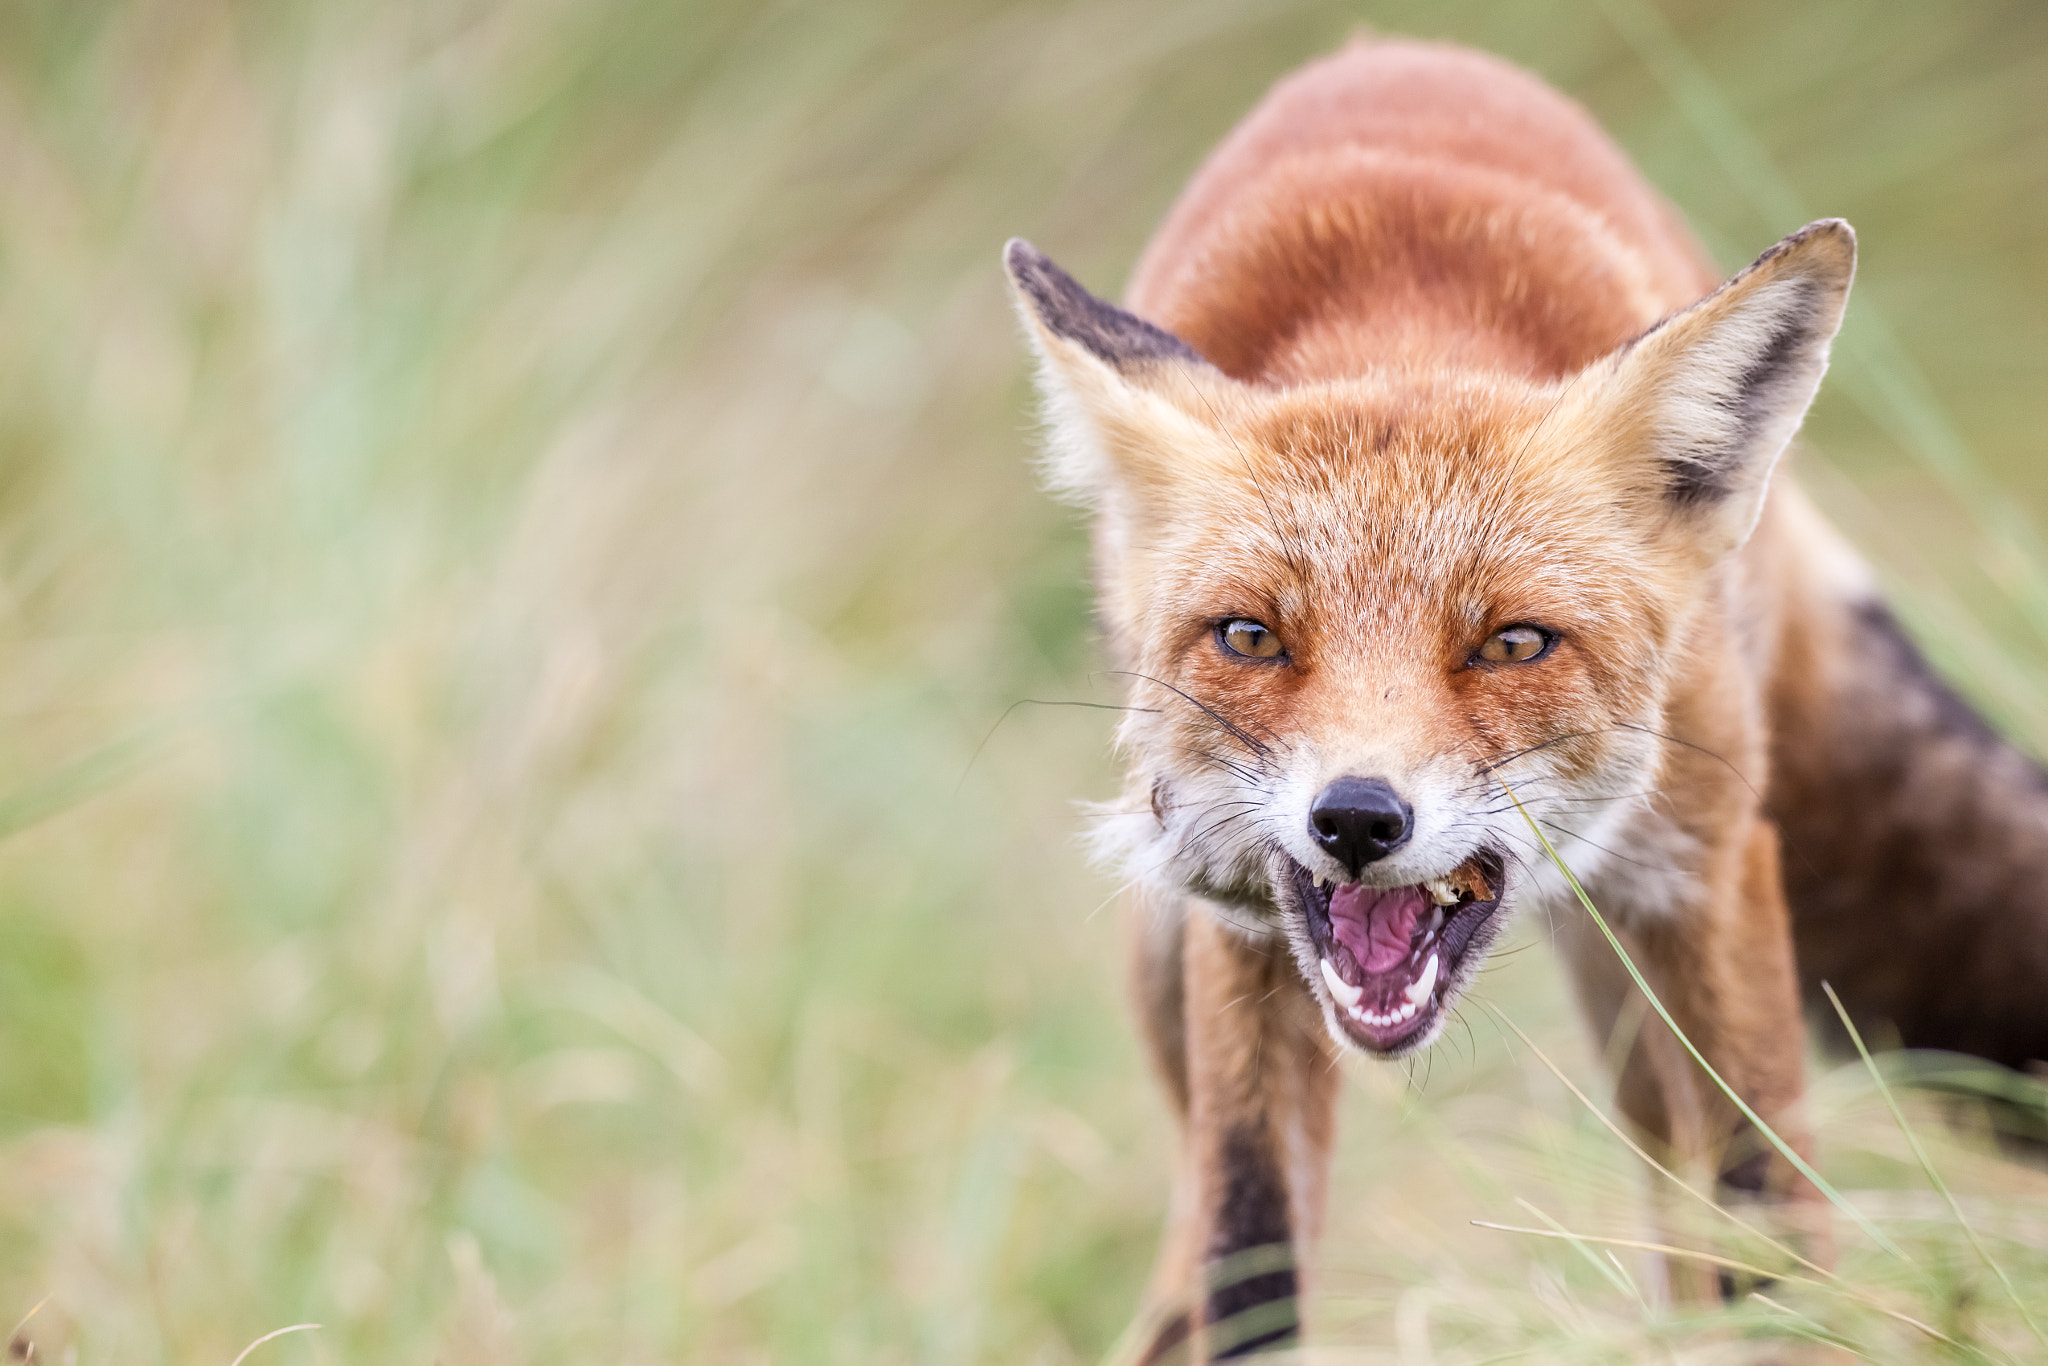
[999,239,1204,372]
[1003,237,1046,284]
[1738,219,1854,294]
[1787,218,1857,268]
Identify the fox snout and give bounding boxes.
[1308,776,1414,875]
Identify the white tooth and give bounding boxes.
[1320,958,1363,1009]
[1424,907,1444,939]
[1312,873,1328,890]
[1352,998,1422,1029]
[1424,877,1459,906]
[1405,952,1440,1006]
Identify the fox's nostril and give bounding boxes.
[1309,776,1414,875]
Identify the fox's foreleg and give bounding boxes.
[1560,814,1828,1301]
[1126,899,1342,1361]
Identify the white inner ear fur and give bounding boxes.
[1017,324,1249,520]
[1580,221,1855,561]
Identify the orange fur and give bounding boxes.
[1006,37,2045,1361]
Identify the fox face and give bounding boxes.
[1006,223,1854,1057]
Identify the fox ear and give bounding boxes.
[1002,238,1242,508]
[1590,219,1855,558]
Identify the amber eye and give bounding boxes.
[1477,624,1553,665]
[1218,618,1285,660]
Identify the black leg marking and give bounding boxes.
[1205,1125,1299,1357]
[1716,1143,1779,1301]
[1716,1148,1772,1197]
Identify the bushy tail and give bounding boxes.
[1773,598,2048,1071]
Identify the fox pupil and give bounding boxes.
[1220,619,1283,659]
[1480,624,1549,664]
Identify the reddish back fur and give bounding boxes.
[1127,41,1715,383]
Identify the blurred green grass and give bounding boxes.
[0,0,2041,1361]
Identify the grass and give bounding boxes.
[0,0,2041,1361]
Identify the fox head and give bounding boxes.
[1005,222,1855,1057]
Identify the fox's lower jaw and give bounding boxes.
[1290,850,1507,1056]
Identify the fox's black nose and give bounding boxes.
[1309,776,1413,875]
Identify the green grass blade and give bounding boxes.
[1473,1222,1965,1351]
[1513,1196,1641,1303]
[1497,778,1907,1261]
[1485,1003,1833,1284]
[1821,981,2048,1350]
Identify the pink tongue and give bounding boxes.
[1328,883,1428,974]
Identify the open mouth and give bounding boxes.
[1289,851,1506,1055]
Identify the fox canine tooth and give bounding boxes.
[1320,958,1363,1010]
[1424,877,1460,906]
[1312,873,1329,890]
[1405,952,1440,1006]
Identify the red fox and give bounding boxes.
[1004,38,2048,1361]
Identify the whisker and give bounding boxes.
[1084,796,1261,820]
[1189,749,1268,786]
[955,695,1161,798]
[1474,729,1604,776]
[1536,819,1689,875]
[1105,670,1275,759]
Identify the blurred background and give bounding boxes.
[0,0,2042,1361]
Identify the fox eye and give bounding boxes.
[1477,624,1553,665]
[1218,618,1285,660]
